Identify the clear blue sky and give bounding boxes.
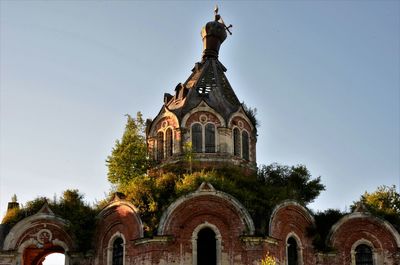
[1,1,399,217]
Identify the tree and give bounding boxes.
[310,209,346,251]
[258,163,325,205]
[105,113,325,235]
[357,185,400,215]
[1,189,98,252]
[106,113,151,185]
[352,185,400,231]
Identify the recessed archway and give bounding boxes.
[23,244,66,265]
[42,253,66,265]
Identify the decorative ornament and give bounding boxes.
[37,229,52,244]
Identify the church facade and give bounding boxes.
[1,10,399,265]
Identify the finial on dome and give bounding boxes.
[214,5,219,18]
[201,6,233,60]
[214,5,232,35]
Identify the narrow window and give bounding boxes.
[242,131,249,160]
[287,237,298,265]
[233,128,241,156]
[112,237,123,265]
[197,228,216,265]
[355,244,373,265]
[157,131,164,160]
[165,128,173,157]
[205,124,216,153]
[192,124,203,153]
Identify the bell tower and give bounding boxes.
[146,7,257,174]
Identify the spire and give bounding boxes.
[162,6,240,122]
[201,5,232,60]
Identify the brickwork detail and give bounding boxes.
[2,189,400,265]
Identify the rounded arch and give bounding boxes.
[191,122,203,153]
[232,126,241,156]
[158,183,254,236]
[165,126,174,157]
[3,205,74,265]
[227,107,255,131]
[327,212,400,248]
[148,107,179,136]
[327,212,400,265]
[41,253,65,265]
[107,231,126,265]
[4,210,73,251]
[285,232,304,265]
[107,231,126,250]
[98,198,144,239]
[351,238,375,252]
[190,122,218,153]
[351,239,376,265]
[285,232,303,249]
[269,200,315,237]
[181,101,226,128]
[192,222,222,265]
[269,201,315,265]
[96,198,143,265]
[204,122,216,153]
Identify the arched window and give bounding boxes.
[233,128,241,156]
[205,124,216,153]
[157,131,164,160]
[165,128,173,157]
[242,131,249,160]
[355,244,373,265]
[192,124,203,153]
[197,227,216,265]
[112,237,124,265]
[287,237,298,265]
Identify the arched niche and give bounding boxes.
[95,195,143,265]
[269,200,315,264]
[3,204,74,265]
[192,222,222,265]
[158,182,254,237]
[327,212,400,264]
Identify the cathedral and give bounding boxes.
[0,9,399,265]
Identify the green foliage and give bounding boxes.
[2,207,24,228]
[183,142,194,173]
[2,197,48,228]
[106,113,152,185]
[112,163,324,235]
[242,102,259,130]
[352,185,400,231]
[106,112,325,235]
[258,163,325,204]
[310,209,347,251]
[51,190,99,252]
[1,190,99,252]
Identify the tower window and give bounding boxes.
[355,244,373,265]
[112,237,124,265]
[205,124,216,153]
[157,131,164,160]
[287,237,298,265]
[191,123,216,153]
[192,124,203,153]
[165,128,173,157]
[197,227,216,265]
[233,128,241,156]
[242,131,249,161]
